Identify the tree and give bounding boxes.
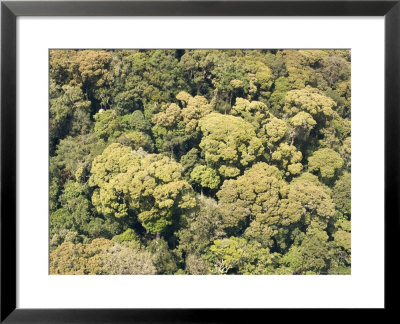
[212,55,249,107]
[49,83,92,152]
[51,180,125,241]
[117,131,154,152]
[332,172,351,217]
[241,52,274,99]
[271,143,303,177]
[281,50,318,89]
[308,148,344,181]
[49,49,352,275]
[178,91,213,132]
[93,109,154,150]
[340,136,351,169]
[184,253,208,275]
[109,50,189,114]
[89,143,196,235]
[320,55,351,87]
[280,225,331,274]
[114,228,141,243]
[152,103,181,128]
[176,197,226,260]
[93,109,122,141]
[49,238,157,274]
[237,241,276,275]
[205,237,247,274]
[50,208,76,238]
[198,113,264,178]
[283,173,336,230]
[153,92,213,133]
[190,165,220,192]
[101,243,157,275]
[52,133,107,183]
[244,220,276,249]
[146,238,180,274]
[180,148,202,177]
[73,50,113,109]
[216,162,286,233]
[246,172,336,252]
[288,111,316,145]
[231,98,271,129]
[284,86,336,120]
[49,238,114,274]
[151,93,212,157]
[49,49,78,85]
[318,115,351,150]
[269,77,290,112]
[74,50,113,88]
[205,237,277,275]
[180,50,222,96]
[50,229,83,251]
[264,117,288,144]
[329,218,351,274]
[123,110,152,133]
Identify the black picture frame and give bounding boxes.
[1,0,398,322]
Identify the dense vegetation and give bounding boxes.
[49,49,351,275]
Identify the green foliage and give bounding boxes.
[151,92,212,157]
[178,92,213,132]
[89,143,196,234]
[117,228,140,243]
[125,110,152,132]
[49,83,92,153]
[205,237,277,275]
[110,50,189,114]
[93,109,122,141]
[284,173,336,229]
[288,111,316,144]
[176,197,226,260]
[217,162,286,232]
[318,116,351,151]
[237,241,276,275]
[52,133,106,182]
[199,113,264,178]
[50,180,124,243]
[320,55,351,88]
[308,148,344,181]
[231,98,270,129]
[117,131,154,152]
[49,238,157,274]
[269,77,290,112]
[271,143,303,176]
[280,226,331,274]
[49,49,351,275]
[205,237,247,274]
[190,165,220,190]
[332,172,351,216]
[264,117,288,143]
[146,239,180,274]
[180,148,201,176]
[284,86,336,119]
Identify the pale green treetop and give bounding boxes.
[89,143,196,234]
[308,147,344,180]
[198,112,264,178]
[284,86,336,118]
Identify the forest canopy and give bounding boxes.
[49,49,351,275]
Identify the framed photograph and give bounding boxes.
[1,0,398,322]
